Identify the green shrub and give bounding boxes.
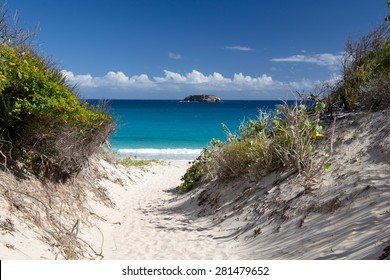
[0,19,113,181]
[179,102,328,191]
[177,160,204,192]
[177,139,222,192]
[271,102,326,181]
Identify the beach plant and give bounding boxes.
[178,160,204,192]
[0,6,114,181]
[328,23,390,111]
[177,138,222,192]
[179,101,329,191]
[270,102,327,184]
[118,158,163,168]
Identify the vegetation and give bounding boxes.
[325,23,390,111]
[178,101,329,192]
[0,3,113,181]
[118,158,163,168]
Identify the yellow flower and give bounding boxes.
[311,131,324,138]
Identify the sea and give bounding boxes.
[93,100,290,160]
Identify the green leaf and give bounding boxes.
[314,102,326,112]
[323,162,332,172]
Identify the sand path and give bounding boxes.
[88,161,242,259]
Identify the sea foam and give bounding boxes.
[117,148,202,161]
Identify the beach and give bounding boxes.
[2,0,390,265]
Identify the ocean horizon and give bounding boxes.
[90,99,294,160]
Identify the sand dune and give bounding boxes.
[1,111,389,260]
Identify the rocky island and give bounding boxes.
[183,94,222,102]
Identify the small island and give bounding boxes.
[183,94,222,102]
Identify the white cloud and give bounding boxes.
[61,70,155,89]
[271,53,343,69]
[62,69,284,92]
[168,52,182,60]
[153,70,186,83]
[100,72,130,87]
[59,66,349,101]
[61,71,96,87]
[233,73,275,88]
[153,70,281,91]
[225,46,253,51]
[62,69,341,98]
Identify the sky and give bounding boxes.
[7,0,389,100]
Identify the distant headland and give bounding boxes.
[182,94,222,102]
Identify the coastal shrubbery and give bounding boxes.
[178,101,328,192]
[0,6,113,181]
[326,24,390,111]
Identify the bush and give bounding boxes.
[211,141,253,179]
[0,8,114,181]
[329,24,390,111]
[178,160,204,192]
[271,102,326,180]
[358,72,390,110]
[177,139,222,192]
[179,102,328,191]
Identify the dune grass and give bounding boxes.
[118,158,164,168]
[178,101,329,192]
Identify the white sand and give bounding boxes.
[81,160,243,259]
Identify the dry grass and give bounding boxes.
[210,141,252,179]
[201,102,330,188]
[0,155,114,259]
[11,118,114,183]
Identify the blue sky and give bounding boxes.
[8,0,388,99]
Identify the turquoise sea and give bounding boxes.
[98,100,289,160]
